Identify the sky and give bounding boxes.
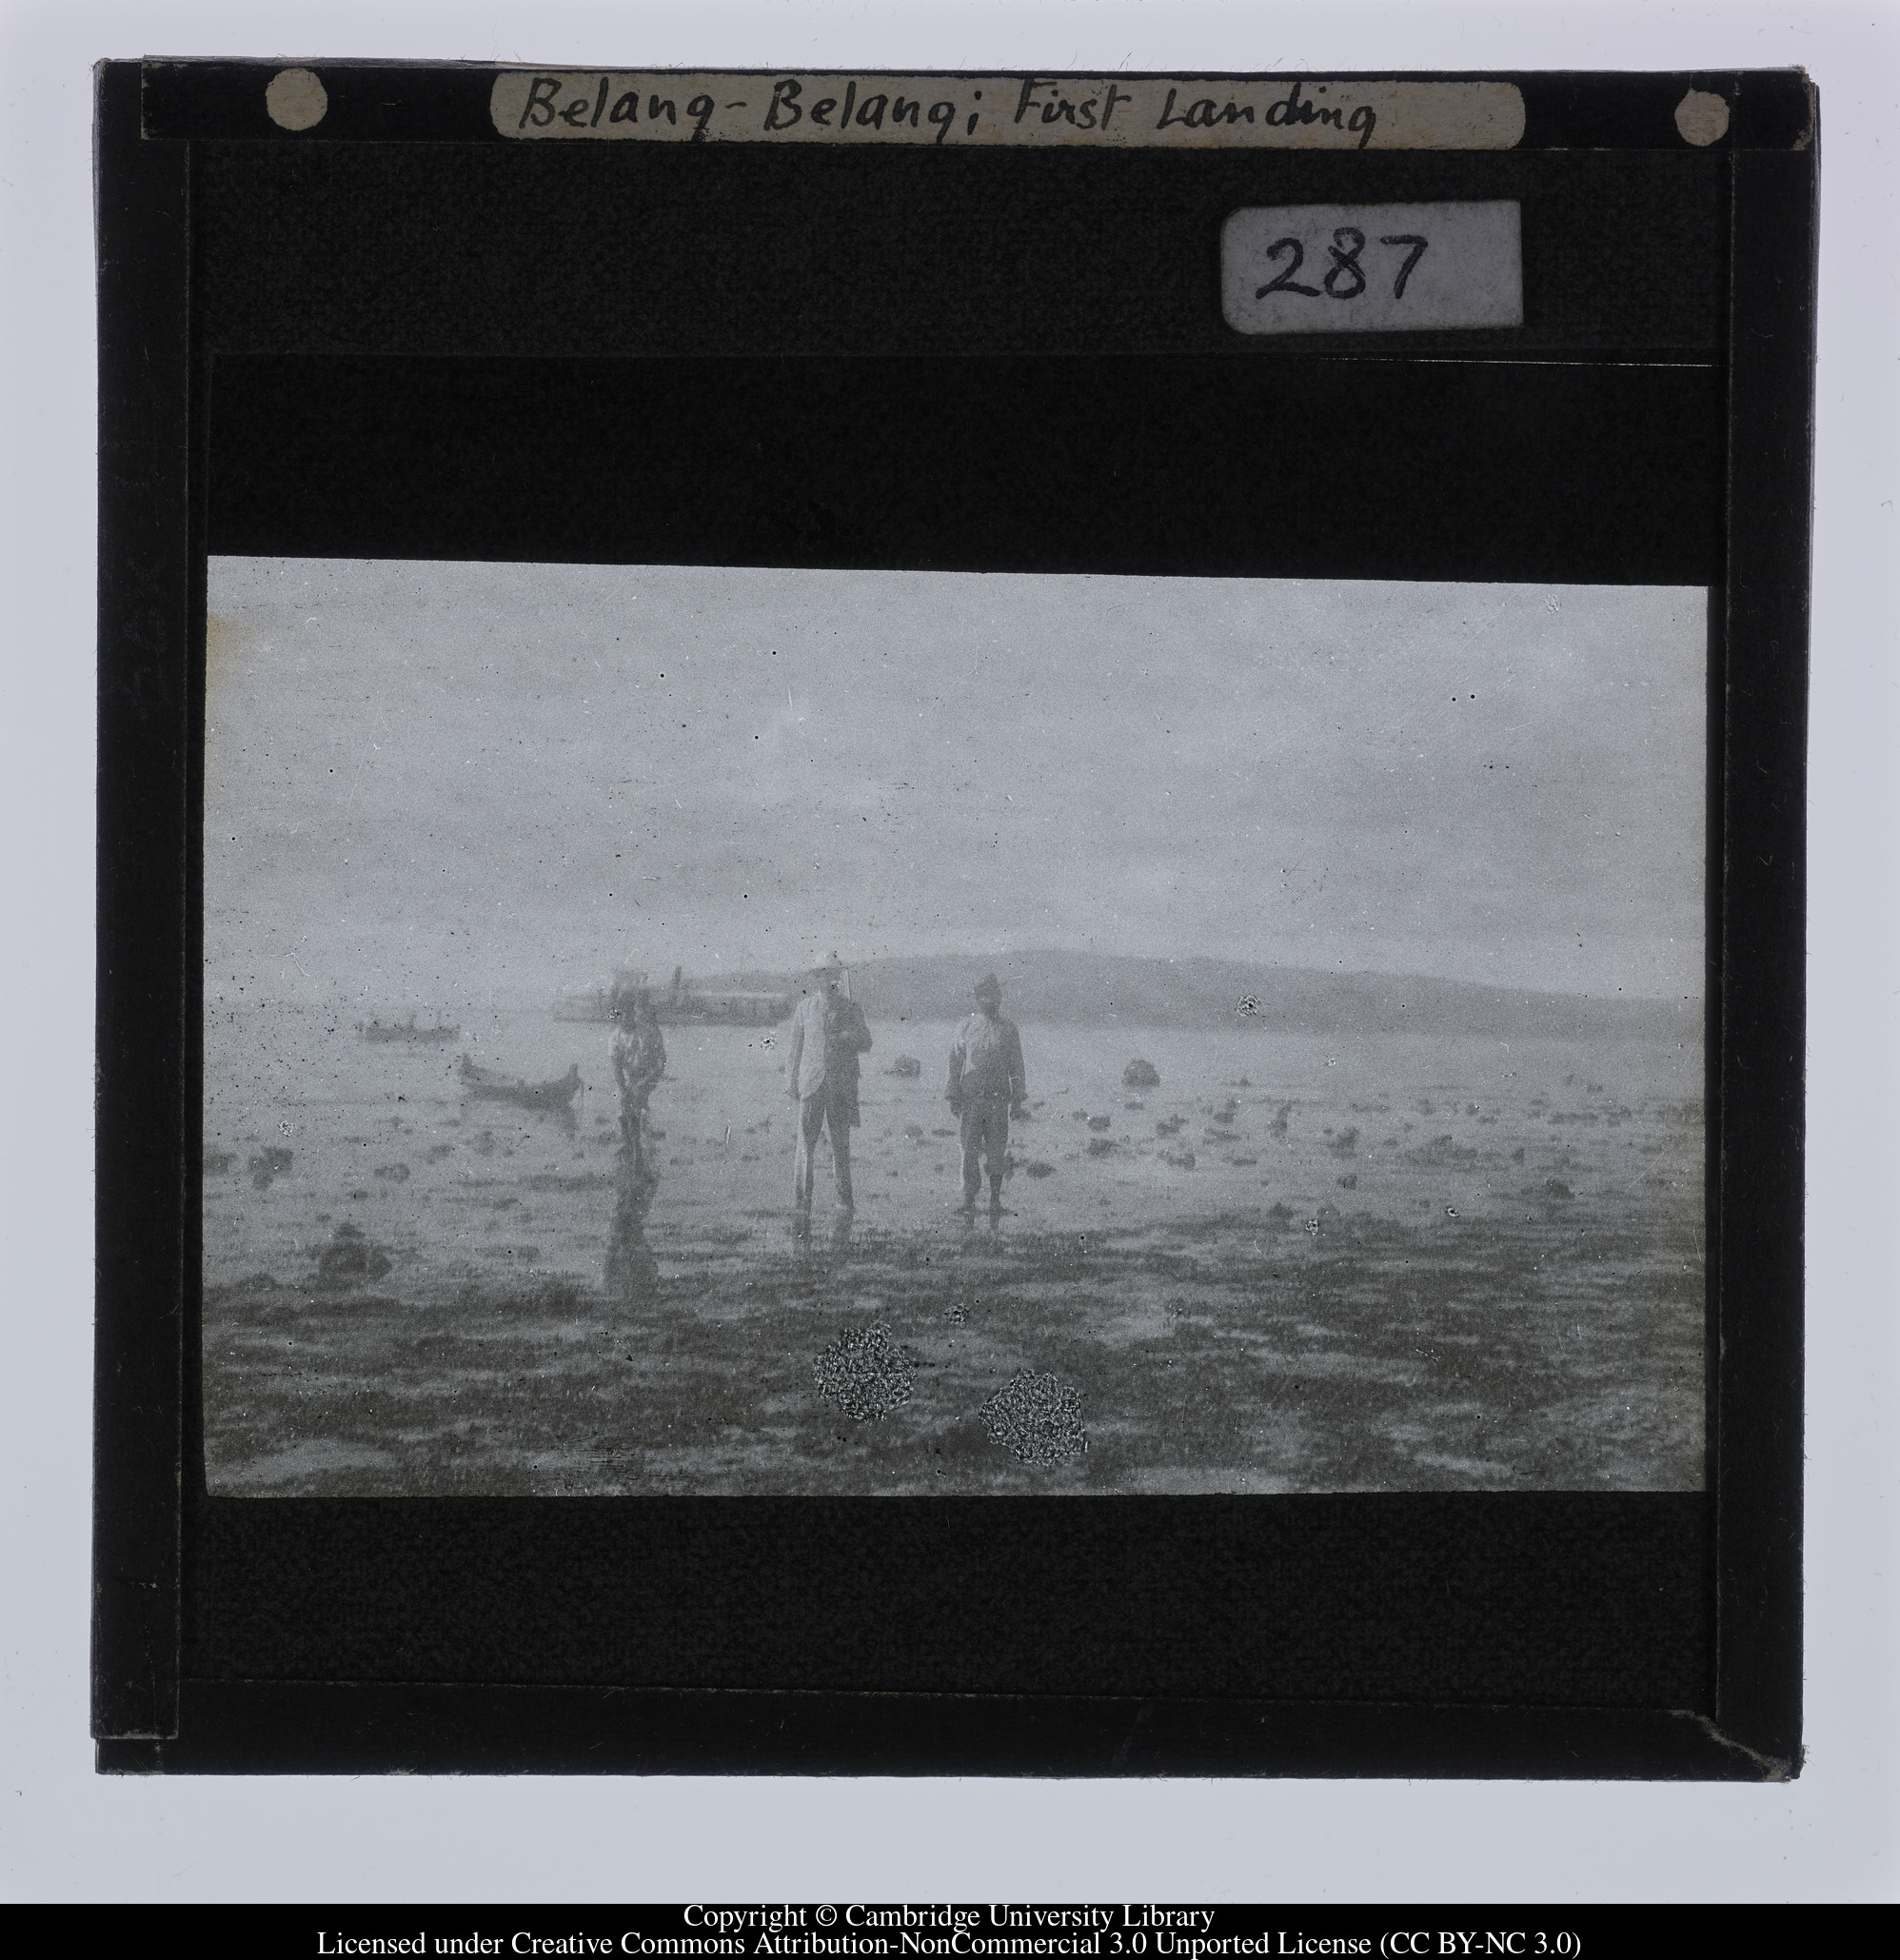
[204,559,1705,1009]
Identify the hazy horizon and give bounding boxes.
[205,561,1706,1013]
[214,944,1701,1020]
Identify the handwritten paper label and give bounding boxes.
[490,72,1526,150]
[1222,203,1523,334]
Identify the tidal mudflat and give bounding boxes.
[203,1008,1704,1495]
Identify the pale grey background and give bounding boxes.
[3,0,1893,1909]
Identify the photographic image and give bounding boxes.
[201,559,1706,1496]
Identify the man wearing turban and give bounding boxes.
[946,973,1028,1217]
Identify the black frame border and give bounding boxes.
[92,59,1812,1777]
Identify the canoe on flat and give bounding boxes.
[457,1056,583,1110]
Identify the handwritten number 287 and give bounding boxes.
[1257,230,1430,302]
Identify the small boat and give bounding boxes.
[458,1055,584,1111]
[360,1015,461,1044]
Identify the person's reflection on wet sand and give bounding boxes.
[604,980,664,1303]
[791,1205,857,1261]
[604,1150,657,1302]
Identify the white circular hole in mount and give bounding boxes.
[1673,89,1731,148]
[266,68,328,132]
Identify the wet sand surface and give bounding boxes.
[204,1010,1704,1494]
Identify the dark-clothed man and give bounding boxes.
[947,973,1027,1217]
[608,983,666,1183]
[785,953,873,1215]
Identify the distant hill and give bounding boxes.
[719,952,1697,1042]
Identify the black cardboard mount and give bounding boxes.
[93,60,1812,1776]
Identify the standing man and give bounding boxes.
[786,952,873,1216]
[609,981,666,1185]
[947,973,1027,1218]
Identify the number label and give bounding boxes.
[1222,202,1521,333]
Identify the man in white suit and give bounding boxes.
[785,953,873,1215]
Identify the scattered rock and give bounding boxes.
[1268,1101,1293,1137]
[1336,1173,1358,1189]
[1161,1148,1196,1170]
[1537,1178,1575,1202]
[314,1222,392,1285]
[1510,1147,1526,1163]
[1123,1098,1145,1111]
[425,1143,455,1161]
[903,1123,926,1140]
[1087,1115,1112,1132]
[1069,1110,1093,1123]
[1406,1134,1479,1168]
[887,1055,922,1078]
[1086,1137,1118,1157]
[1155,1115,1186,1138]
[1023,1161,1057,1179]
[1227,1154,1258,1167]
[1325,1126,1359,1158]
[812,1321,916,1421]
[1122,1059,1160,1089]
[1228,1076,1252,1089]
[981,1370,1087,1465]
[930,1127,956,1138]
[247,1146,293,1192]
[203,1150,235,1177]
[1264,1202,1295,1227]
[373,1161,411,1182]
